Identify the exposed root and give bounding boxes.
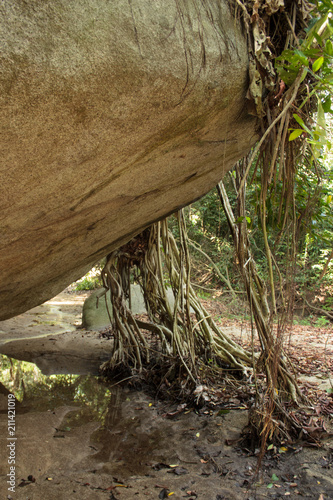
[100,213,253,381]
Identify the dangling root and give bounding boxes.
[218,168,307,449]
[100,251,150,371]
[100,212,253,379]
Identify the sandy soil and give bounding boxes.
[0,291,112,375]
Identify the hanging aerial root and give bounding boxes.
[100,249,150,372]
[100,213,254,380]
[217,160,308,449]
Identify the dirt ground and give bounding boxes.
[0,290,332,500]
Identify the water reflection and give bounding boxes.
[0,354,114,425]
[0,354,159,479]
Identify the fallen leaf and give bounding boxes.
[168,466,188,475]
[153,463,171,471]
[18,481,29,488]
[217,409,230,416]
[159,488,169,499]
[164,405,187,418]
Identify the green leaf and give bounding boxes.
[276,49,294,62]
[312,98,327,158]
[303,14,329,49]
[326,39,333,56]
[293,114,306,127]
[267,444,274,450]
[322,97,332,113]
[327,387,333,394]
[236,216,245,223]
[294,49,309,66]
[245,216,251,224]
[267,483,273,489]
[293,114,312,134]
[313,32,323,46]
[312,56,324,72]
[217,409,230,415]
[276,67,299,86]
[322,73,333,82]
[289,129,304,141]
[300,67,308,83]
[271,474,279,481]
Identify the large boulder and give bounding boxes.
[0,0,258,320]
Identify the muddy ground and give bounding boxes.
[0,290,332,500]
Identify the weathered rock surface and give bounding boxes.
[0,0,258,320]
[82,286,146,330]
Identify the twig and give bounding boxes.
[188,239,237,299]
[324,330,333,390]
[303,297,333,320]
[192,283,220,293]
[104,376,135,389]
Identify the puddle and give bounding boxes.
[0,335,112,376]
[0,354,244,497]
[0,354,200,496]
[0,354,114,414]
[0,354,160,486]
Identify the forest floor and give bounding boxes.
[200,296,333,396]
[0,290,332,499]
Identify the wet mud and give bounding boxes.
[0,292,332,499]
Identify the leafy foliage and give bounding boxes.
[73,264,104,291]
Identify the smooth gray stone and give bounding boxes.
[82,285,146,330]
[82,285,192,330]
